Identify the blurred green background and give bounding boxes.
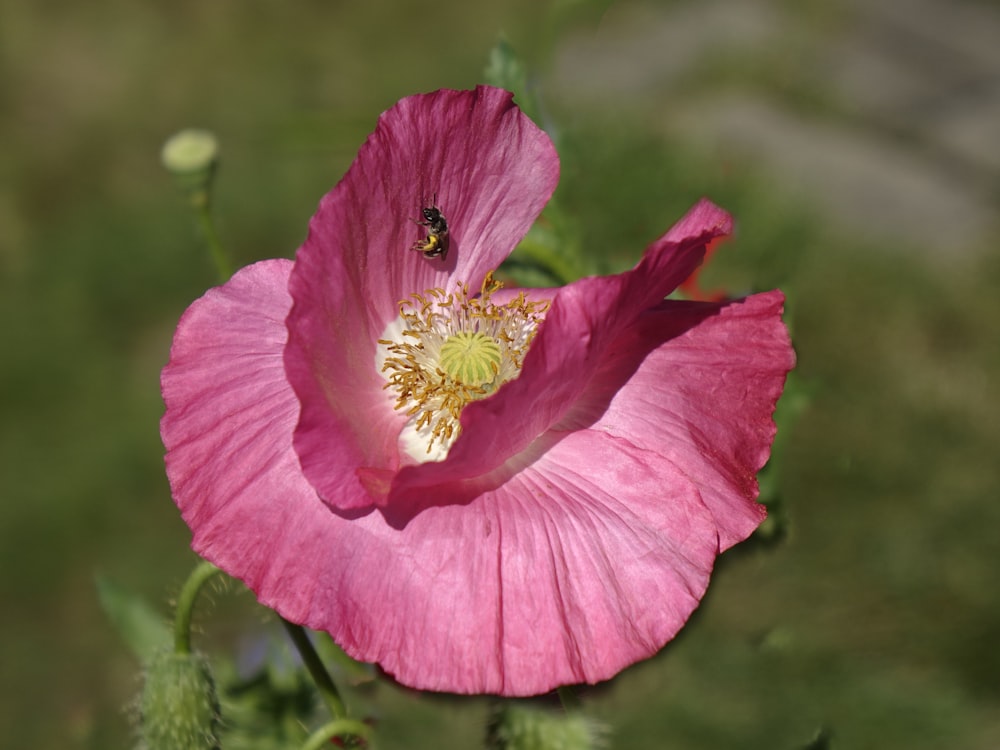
[2,0,999,747]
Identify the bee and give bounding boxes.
[411,202,449,260]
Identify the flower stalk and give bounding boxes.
[281,617,348,721]
[161,128,233,281]
[173,560,221,655]
[194,196,232,282]
[556,686,581,712]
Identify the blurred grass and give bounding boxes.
[2,0,999,748]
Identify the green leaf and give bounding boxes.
[484,39,529,100]
[801,727,834,749]
[95,574,171,662]
[484,38,546,130]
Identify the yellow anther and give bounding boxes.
[379,272,550,456]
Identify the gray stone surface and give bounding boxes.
[548,0,1000,258]
[669,95,994,254]
[550,0,785,102]
[929,83,1000,173]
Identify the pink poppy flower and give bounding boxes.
[161,86,795,696]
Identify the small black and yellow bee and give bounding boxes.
[411,203,449,260]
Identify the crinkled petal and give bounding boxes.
[388,199,732,517]
[160,260,717,697]
[559,291,795,550]
[161,259,319,575]
[286,86,560,511]
[354,428,717,694]
[469,428,719,694]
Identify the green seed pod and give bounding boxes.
[161,129,218,176]
[161,129,219,206]
[139,649,221,750]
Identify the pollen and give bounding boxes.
[378,272,549,458]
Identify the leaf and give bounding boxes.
[95,574,171,662]
[484,39,529,104]
[483,38,547,134]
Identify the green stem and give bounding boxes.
[281,617,347,720]
[557,685,581,712]
[514,238,587,286]
[173,561,222,655]
[191,190,232,282]
[300,718,373,750]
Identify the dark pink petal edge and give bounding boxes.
[561,291,795,550]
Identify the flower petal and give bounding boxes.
[286,86,560,511]
[160,260,717,696]
[343,427,717,696]
[560,291,795,550]
[161,259,318,572]
[467,428,719,694]
[387,199,732,517]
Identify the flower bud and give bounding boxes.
[486,702,606,750]
[139,649,221,750]
[161,129,219,202]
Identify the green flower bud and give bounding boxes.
[486,702,606,750]
[161,129,219,203]
[161,129,218,174]
[139,649,221,750]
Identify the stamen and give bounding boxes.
[379,272,549,458]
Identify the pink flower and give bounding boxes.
[161,86,795,696]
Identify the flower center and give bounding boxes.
[378,272,549,459]
[439,331,502,387]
